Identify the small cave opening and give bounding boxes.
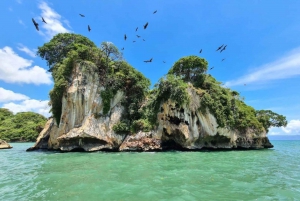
[184,121,189,125]
[70,147,85,152]
[161,139,183,151]
[168,115,181,125]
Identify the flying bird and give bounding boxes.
[121,47,124,50]
[144,22,148,29]
[143,39,145,41]
[124,34,127,40]
[163,61,166,63]
[79,14,85,17]
[153,10,157,14]
[216,44,224,51]
[210,66,214,70]
[133,40,136,43]
[137,35,140,38]
[199,49,202,53]
[144,58,153,63]
[32,18,39,31]
[41,17,47,24]
[222,58,225,61]
[88,25,91,32]
[136,27,138,31]
[220,45,227,53]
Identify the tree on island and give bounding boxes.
[0,108,47,142]
[36,33,287,135]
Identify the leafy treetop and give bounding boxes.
[37,33,97,71]
[0,108,47,142]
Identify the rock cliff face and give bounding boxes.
[0,139,12,149]
[28,63,273,152]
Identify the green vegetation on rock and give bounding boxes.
[0,108,47,142]
[37,33,286,135]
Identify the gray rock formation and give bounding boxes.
[27,62,273,152]
[0,139,12,149]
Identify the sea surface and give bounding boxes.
[0,141,300,201]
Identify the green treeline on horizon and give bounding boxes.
[0,108,47,142]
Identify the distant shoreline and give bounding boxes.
[269,135,300,140]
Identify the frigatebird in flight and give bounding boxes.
[121,47,124,50]
[153,10,157,14]
[199,49,202,53]
[220,45,227,53]
[124,34,127,40]
[133,41,136,43]
[144,58,153,63]
[222,58,225,61]
[88,25,91,32]
[41,17,47,24]
[136,27,138,31]
[144,22,148,29]
[79,14,85,17]
[32,18,39,31]
[143,39,145,41]
[137,35,140,38]
[216,44,224,51]
[163,61,166,63]
[210,66,214,70]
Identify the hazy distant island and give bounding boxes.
[25,33,287,152]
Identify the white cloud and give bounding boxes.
[38,1,71,40]
[0,87,29,102]
[18,19,25,27]
[282,120,300,134]
[225,47,300,87]
[2,99,51,118]
[17,44,36,57]
[0,46,52,85]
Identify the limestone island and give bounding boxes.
[0,139,12,149]
[27,33,287,152]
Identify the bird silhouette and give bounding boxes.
[41,17,47,24]
[88,25,91,32]
[137,35,140,38]
[199,49,202,53]
[143,39,145,41]
[136,27,138,31]
[124,34,127,40]
[79,14,85,17]
[216,44,224,51]
[144,58,153,63]
[133,40,136,43]
[220,45,227,53]
[32,18,39,31]
[153,10,157,14]
[144,22,148,29]
[163,61,166,63]
[121,47,124,50]
[222,58,225,61]
[210,66,214,70]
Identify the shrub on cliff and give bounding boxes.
[0,108,47,142]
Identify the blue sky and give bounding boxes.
[0,0,300,136]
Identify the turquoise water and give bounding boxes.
[1,141,300,201]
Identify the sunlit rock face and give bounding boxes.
[28,63,273,152]
[0,139,12,149]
